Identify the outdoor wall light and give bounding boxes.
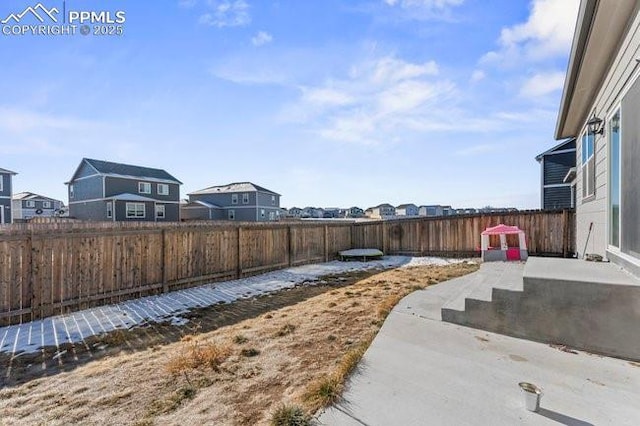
[587,112,604,135]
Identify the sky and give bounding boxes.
[0,0,580,210]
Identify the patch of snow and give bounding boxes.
[0,256,461,355]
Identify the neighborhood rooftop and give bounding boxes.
[12,192,59,201]
[72,158,182,184]
[0,168,17,175]
[188,182,280,196]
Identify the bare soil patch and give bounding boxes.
[0,262,478,425]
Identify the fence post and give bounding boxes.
[24,230,34,323]
[350,224,355,249]
[287,225,293,266]
[161,229,168,293]
[237,226,243,278]
[324,225,329,262]
[562,209,569,258]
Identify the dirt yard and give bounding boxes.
[0,261,478,426]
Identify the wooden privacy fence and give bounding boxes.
[0,210,574,325]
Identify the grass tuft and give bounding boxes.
[233,334,248,344]
[165,341,231,375]
[241,348,260,357]
[275,323,296,337]
[270,404,311,426]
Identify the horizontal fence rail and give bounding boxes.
[0,210,574,325]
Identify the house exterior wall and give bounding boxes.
[397,205,419,216]
[114,200,155,222]
[104,176,180,202]
[575,9,640,265]
[70,200,109,221]
[12,198,63,221]
[69,175,103,202]
[0,199,11,224]
[0,173,12,224]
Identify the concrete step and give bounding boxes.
[440,261,525,312]
[441,257,640,361]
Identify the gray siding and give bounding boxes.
[256,191,280,208]
[0,199,11,223]
[543,152,575,185]
[104,176,180,202]
[75,161,99,179]
[69,175,103,202]
[70,200,109,221]
[114,200,155,222]
[543,186,573,210]
[575,9,640,260]
[181,206,224,221]
[0,173,11,197]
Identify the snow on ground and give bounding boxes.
[0,256,467,356]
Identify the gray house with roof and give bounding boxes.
[0,168,17,224]
[12,192,65,222]
[184,182,281,222]
[536,138,577,210]
[66,158,182,222]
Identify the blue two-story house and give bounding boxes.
[66,158,182,222]
[183,182,281,222]
[0,168,17,224]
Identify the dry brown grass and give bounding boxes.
[165,341,232,376]
[0,261,478,426]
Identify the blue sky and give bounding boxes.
[0,0,579,209]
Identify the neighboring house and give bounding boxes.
[285,207,303,218]
[419,205,443,217]
[396,203,419,216]
[323,208,341,218]
[555,0,640,271]
[343,206,364,218]
[536,139,577,210]
[455,208,477,215]
[11,192,65,222]
[187,182,281,222]
[365,203,396,219]
[302,207,324,218]
[0,168,17,224]
[66,158,182,222]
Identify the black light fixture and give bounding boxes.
[587,112,604,135]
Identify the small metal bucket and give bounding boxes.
[519,382,542,412]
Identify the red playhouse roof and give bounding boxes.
[481,224,523,236]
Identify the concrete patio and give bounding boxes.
[318,260,640,425]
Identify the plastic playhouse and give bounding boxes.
[481,224,528,262]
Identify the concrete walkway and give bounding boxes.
[318,264,640,425]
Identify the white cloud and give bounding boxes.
[251,31,273,47]
[383,0,464,9]
[482,0,580,64]
[519,71,565,97]
[277,55,462,144]
[199,0,250,28]
[470,69,485,83]
[380,0,465,21]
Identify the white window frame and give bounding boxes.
[581,129,596,200]
[260,209,265,218]
[0,175,3,192]
[231,194,239,205]
[242,193,249,204]
[69,184,74,199]
[138,182,151,194]
[126,202,146,218]
[157,183,169,196]
[106,201,113,218]
[271,195,276,205]
[26,200,36,208]
[155,204,166,219]
[228,209,235,220]
[43,201,51,208]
